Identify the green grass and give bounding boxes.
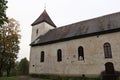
[48,77,101,80]
[0,76,16,80]
[30,74,101,80]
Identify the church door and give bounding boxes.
[105,62,114,74]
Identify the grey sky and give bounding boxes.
[7,0,120,61]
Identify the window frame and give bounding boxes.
[78,46,84,61]
[57,49,62,62]
[40,51,44,62]
[104,42,112,58]
[36,29,39,36]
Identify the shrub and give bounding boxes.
[30,74,101,80]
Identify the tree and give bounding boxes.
[0,0,8,76]
[18,58,29,75]
[10,61,19,76]
[0,18,20,76]
[0,0,8,27]
[0,29,3,76]
[5,18,20,76]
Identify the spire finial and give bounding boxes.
[44,2,46,10]
[44,3,46,10]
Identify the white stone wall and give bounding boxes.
[31,22,54,42]
[29,31,120,76]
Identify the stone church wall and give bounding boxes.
[29,31,120,76]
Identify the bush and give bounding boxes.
[30,74,101,80]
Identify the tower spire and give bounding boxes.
[44,2,46,10]
[44,0,46,10]
[31,9,56,27]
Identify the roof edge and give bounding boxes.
[31,20,56,27]
[30,28,120,46]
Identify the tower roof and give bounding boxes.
[31,10,56,27]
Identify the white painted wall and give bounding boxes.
[31,22,55,42]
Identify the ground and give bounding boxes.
[17,76,48,80]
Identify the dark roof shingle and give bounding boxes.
[31,12,120,46]
[31,10,56,27]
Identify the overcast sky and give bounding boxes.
[6,0,120,61]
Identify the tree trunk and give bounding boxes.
[0,71,2,77]
[7,63,11,77]
[0,60,3,77]
[6,68,10,77]
[0,65,3,77]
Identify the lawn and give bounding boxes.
[30,74,101,80]
[0,76,16,80]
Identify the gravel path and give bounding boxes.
[17,76,48,80]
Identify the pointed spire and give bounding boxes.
[31,10,56,27]
[44,2,46,10]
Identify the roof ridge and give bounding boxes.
[48,11,120,34]
[59,11,120,28]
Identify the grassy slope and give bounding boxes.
[0,76,16,80]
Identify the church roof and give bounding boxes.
[31,12,120,46]
[31,10,56,27]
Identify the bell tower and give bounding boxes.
[31,10,56,42]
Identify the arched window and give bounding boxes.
[36,29,39,36]
[104,42,112,58]
[78,46,84,61]
[40,51,44,62]
[57,49,62,62]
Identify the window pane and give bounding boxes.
[36,29,39,36]
[78,46,84,61]
[104,43,112,58]
[40,51,44,62]
[57,49,62,62]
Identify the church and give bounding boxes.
[29,10,120,77]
